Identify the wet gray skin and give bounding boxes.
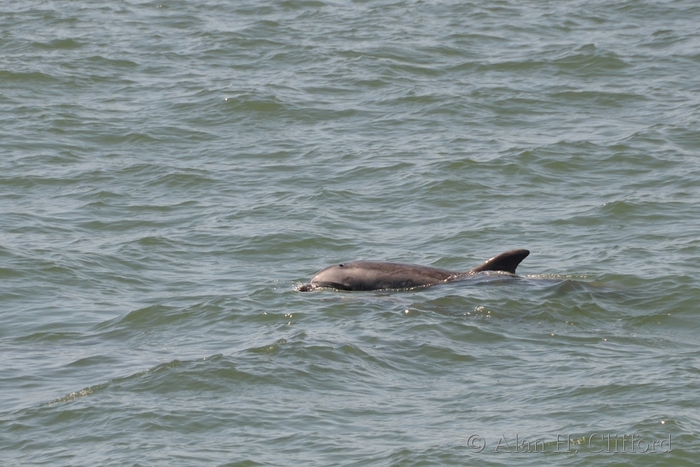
[298,249,529,292]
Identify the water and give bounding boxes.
[2,1,699,465]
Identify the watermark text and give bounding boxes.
[466,433,673,454]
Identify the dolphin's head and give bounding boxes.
[297,263,360,291]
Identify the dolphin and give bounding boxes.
[297,249,530,292]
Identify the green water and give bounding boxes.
[2,1,699,465]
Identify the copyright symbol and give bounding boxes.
[466,435,486,452]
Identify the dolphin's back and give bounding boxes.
[309,261,455,291]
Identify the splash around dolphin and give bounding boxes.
[297,249,530,292]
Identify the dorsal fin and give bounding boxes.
[469,249,530,274]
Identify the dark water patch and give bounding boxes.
[66,354,122,369]
[224,91,286,114]
[12,331,86,345]
[110,355,267,394]
[93,304,192,335]
[0,70,60,84]
[554,44,630,73]
[551,89,648,108]
[31,37,82,50]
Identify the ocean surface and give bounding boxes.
[2,1,699,465]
